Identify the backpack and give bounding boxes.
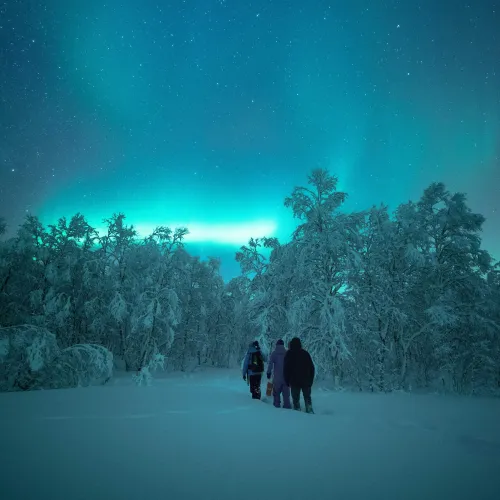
[248,351,264,373]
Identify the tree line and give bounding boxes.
[1,169,499,394]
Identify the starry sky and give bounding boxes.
[1,0,499,279]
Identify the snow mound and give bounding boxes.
[0,325,113,391]
[41,344,113,389]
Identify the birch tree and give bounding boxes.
[282,169,360,383]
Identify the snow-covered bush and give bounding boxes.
[41,344,113,389]
[132,351,165,386]
[0,325,114,391]
[0,325,59,391]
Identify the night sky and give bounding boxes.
[1,0,499,278]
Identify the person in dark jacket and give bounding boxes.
[266,339,291,409]
[283,337,315,413]
[242,340,265,399]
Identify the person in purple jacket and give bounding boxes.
[266,339,291,409]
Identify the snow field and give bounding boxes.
[0,369,499,500]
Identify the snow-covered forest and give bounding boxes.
[1,169,499,394]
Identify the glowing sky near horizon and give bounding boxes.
[1,0,499,278]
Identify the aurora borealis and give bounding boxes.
[1,0,499,278]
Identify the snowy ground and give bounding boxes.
[1,369,500,500]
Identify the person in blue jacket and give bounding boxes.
[242,340,265,399]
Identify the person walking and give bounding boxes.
[283,337,315,413]
[242,340,265,400]
[266,339,291,409]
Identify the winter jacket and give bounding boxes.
[283,337,315,388]
[242,344,265,377]
[266,344,287,386]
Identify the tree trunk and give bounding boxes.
[0,267,12,293]
[377,346,386,392]
[181,324,188,372]
[400,349,408,389]
[120,325,127,368]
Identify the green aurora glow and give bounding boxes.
[1,1,499,278]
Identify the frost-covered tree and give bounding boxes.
[0,214,98,338]
[218,276,254,367]
[281,169,361,384]
[344,205,416,390]
[236,237,287,357]
[0,325,59,391]
[284,168,347,237]
[486,266,500,388]
[41,214,99,346]
[169,251,226,371]
[343,183,498,393]
[398,184,494,391]
[109,223,186,371]
[196,257,226,366]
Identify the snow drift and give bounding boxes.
[0,325,113,391]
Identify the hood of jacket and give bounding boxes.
[289,337,302,351]
[247,342,261,354]
[274,344,286,355]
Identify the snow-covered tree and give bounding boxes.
[345,205,418,391]
[281,169,361,384]
[169,251,226,371]
[236,237,288,357]
[110,224,186,371]
[0,325,59,391]
[218,276,254,367]
[400,184,494,391]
